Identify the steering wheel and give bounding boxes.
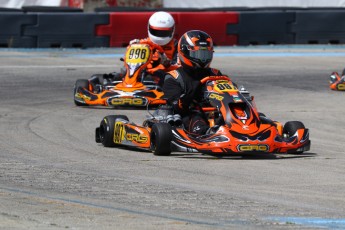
[200,76,231,84]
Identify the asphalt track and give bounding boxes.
[0,46,345,229]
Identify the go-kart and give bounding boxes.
[95,76,311,156]
[74,43,174,107]
[329,69,345,91]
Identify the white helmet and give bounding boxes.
[148,11,175,46]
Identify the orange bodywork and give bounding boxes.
[329,72,345,91]
[104,76,310,155]
[110,118,309,155]
[117,123,152,149]
[74,43,172,107]
[170,125,308,154]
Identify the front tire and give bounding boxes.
[283,121,305,138]
[258,112,266,118]
[98,115,129,147]
[151,123,172,156]
[283,121,306,154]
[90,74,104,85]
[74,79,90,106]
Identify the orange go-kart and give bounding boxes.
[74,42,176,107]
[95,76,311,156]
[329,69,345,91]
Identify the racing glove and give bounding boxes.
[152,50,171,67]
[160,52,171,68]
[171,94,189,115]
[129,39,140,45]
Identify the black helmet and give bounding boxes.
[178,30,214,69]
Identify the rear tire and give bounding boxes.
[99,115,129,147]
[90,74,104,85]
[110,72,124,82]
[151,123,172,156]
[74,79,89,106]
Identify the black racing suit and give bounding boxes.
[162,66,225,135]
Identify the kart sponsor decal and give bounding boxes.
[209,93,224,101]
[126,44,150,64]
[82,95,91,100]
[237,144,269,152]
[233,95,242,103]
[300,129,309,143]
[195,135,229,143]
[75,92,90,101]
[337,84,345,90]
[133,126,145,134]
[109,97,147,106]
[74,92,82,99]
[242,125,249,130]
[113,122,125,144]
[172,130,192,144]
[126,133,148,143]
[214,82,237,93]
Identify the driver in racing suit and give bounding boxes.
[130,11,178,68]
[91,11,178,87]
[162,30,230,135]
[118,11,178,86]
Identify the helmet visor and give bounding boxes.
[149,25,174,38]
[189,49,213,63]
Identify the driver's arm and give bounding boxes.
[162,74,186,114]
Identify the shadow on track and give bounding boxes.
[171,152,317,160]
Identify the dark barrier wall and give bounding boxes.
[227,11,295,45]
[96,12,150,47]
[0,13,36,47]
[96,11,238,47]
[24,13,109,48]
[1,8,345,47]
[291,10,345,44]
[173,12,238,46]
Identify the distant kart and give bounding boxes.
[329,69,345,91]
[74,43,173,107]
[95,76,311,156]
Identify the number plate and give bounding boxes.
[125,44,150,64]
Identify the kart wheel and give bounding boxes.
[110,72,124,82]
[258,112,266,118]
[151,123,172,156]
[99,115,129,147]
[90,74,104,85]
[283,121,306,154]
[283,121,305,137]
[89,74,106,92]
[74,79,90,106]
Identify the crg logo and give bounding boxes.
[237,144,269,152]
[109,97,147,106]
[209,93,224,101]
[337,84,345,90]
[126,133,148,143]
